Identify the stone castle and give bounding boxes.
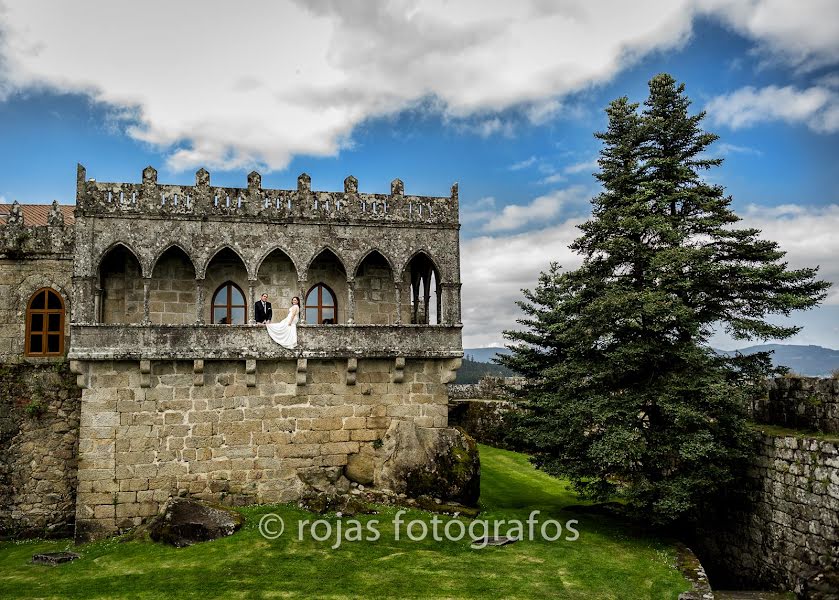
[0,165,469,541]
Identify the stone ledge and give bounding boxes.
[68,324,463,361]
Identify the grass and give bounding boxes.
[0,445,691,599]
[750,422,839,443]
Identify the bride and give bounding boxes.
[266,297,299,349]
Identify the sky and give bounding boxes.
[1,0,837,349]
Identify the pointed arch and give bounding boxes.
[97,241,144,276]
[398,248,443,283]
[151,242,197,276]
[403,250,442,325]
[255,247,300,321]
[200,244,250,280]
[98,242,144,324]
[305,247,347,324]
[353,249,399,324]
[351,248,395,279]
[148,244,197,325]
[255,246,299,280]
[305,245,347,275]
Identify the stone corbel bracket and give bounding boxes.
[69,360,89,389]
[441,357,462,384]
[140,359,152,388]
[346,358,357,385]
[296,358,308,388]
[246,359,257,387]
[193,359,204,386]
[393,356,405,383]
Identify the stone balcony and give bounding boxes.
[67,324,463,361]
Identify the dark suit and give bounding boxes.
[255,300,272,323]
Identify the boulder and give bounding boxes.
[146,498,243,547]
[298,493,376,516]
[345,446,375,485]
[374,421,480,506]
[297,466,351,495]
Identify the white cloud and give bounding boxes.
[0,1,836,172]
[482,186,587,233]
[539,173,565,185]
[0,0,690,172]
[564,158,599,175]
[698,0,839,70]
[739,203,839,304]
[461,218,586,347]
[461,203,839,348]
[509,156,537,171]
[706,85,839,133]
[715,142,762,156]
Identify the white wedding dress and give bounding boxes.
[266,305,299,349]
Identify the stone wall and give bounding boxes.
[750,376,839,434]
[0,363,80,538]
[74,357,455,541]
[695,433,839,595]
[0,257,73,362]
[448,399,517,449]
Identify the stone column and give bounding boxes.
[142,279,151,325]
[297,278,307,324]
[248,282,256,324]
[346,278,355,324]
[440,282,462,325]
[422,268,432,325]
[93,288,102,324]
[394,281,403,325]
[195,279,205,325]
[435,281,445,325]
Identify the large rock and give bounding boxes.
[146,498,244,547]
[345,446,375,485]
[297,466,351,495]
[374,421,480,506]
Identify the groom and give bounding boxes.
[255,293,272,323]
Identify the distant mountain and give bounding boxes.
[716,344,839,377]
[465,344,839,378]
[454,355,515,384]
[463,347,512,364]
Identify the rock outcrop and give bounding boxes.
[374,421,480,506]
[146,498,243,547]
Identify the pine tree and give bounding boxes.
[500,74,830,524]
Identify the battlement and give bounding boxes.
[76,165,460,226]
[0,200,74,258]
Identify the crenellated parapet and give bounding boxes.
[75,164,460,226]
[0,200,74,258]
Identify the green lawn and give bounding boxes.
[0,445,690,599]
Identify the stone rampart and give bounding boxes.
[74,356,460,541]
[0,363,80,538]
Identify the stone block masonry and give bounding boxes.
[74,357,454,541]
[695,433,839,594]
[0,363,80,538]
[751,376,839,434]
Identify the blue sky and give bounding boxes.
[1,1,837,348]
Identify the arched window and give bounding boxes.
[211,282,247,325]
[26,288,65,356]
[305,283,337,324]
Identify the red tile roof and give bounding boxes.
[0,203,75,226]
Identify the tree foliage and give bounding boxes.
[500,74,830,524]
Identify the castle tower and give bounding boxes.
[67,166,464,540]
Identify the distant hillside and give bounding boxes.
[456,353,515,384]
[463,347,512,364]
[716,344,839,377]
[465,344,839,378]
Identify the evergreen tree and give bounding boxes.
[500,74,830,524]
